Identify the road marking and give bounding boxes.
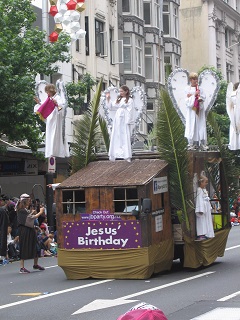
[225,244,240,251]
[0,279,113,310]
[190,307,240,319]
[218,291,240,301]
[11,293,42,297]
[72,271,215,315]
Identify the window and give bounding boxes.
[123,0,130,12]
[144,2,151,25]
[145,46,153,80]
[76,39,80,52]
[163,3,170,35]
[225,28,232,48]
[173,6,179,38]
[62,189,86,214]
[113,188,139,213]
[135,0,140,17]
[123,36,132,71]
[85,16,89,56]
[136,37,143,74]
[110,28,123,64]
[95,20,107,56]
[147,101,154,110]
[154,0,160,28]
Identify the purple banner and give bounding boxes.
[63,220,142,249]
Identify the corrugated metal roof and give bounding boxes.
[58,159,168,188]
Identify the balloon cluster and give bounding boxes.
[49,0,86,42]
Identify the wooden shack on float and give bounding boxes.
[55,158,174,279]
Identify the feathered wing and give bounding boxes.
[198,69,220,115]
[35,80,48,104]
[130,86,147,139]
[56,80,68,143]
[71,79,103,173]
[226,82,235,129]
[157,89,190,231]
[100,86,146,142]
[167,68,189,125]
[235,84,240,134]
[99,86,119,134]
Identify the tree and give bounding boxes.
[65,74,96,113]
[0,0,70,153]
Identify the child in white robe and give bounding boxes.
[185,72,207,150]
[195,174,215,240]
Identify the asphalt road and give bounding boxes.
[0,226,240,320]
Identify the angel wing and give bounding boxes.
[35,80,48,104]
[99,86,119,134]
[235,84,240,134]
[167,68,189,125]
[56,80,68,142]
[100,86,146,140]
[226,82,235,126]
[130,86,147,139]
[198,69,220,115]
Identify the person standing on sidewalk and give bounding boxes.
[16,194,46,274]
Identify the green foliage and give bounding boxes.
[207,111,240,203]
[65,74,96,112]
[99,115,110,152]
[157,90,190,230]
[0,0,70,151]
[70,80,103,173]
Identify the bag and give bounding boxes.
[25,214,35,228]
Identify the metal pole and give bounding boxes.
[42,0,49,43]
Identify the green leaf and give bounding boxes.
[157,89,190,230]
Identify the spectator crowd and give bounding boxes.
[0,193,57,272]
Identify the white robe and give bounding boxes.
[226,91,240,150]
[195,187,215,238]
[107,97,134,162]
[35,94,70,158]
[184,86,207,146]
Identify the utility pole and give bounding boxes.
[41,0,54,230]
[42,0,49,43]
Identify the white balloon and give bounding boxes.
[70,21,81,32]
[76,29,86,39]
[58,4,67,15]
[54,13,64,23]
[69,10,80,22]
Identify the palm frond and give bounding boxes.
[99,115,110,151]
[207,111,240,202]
[157,89,190,230]
[70,79,103,173]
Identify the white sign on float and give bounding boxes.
[153,176,168,194]
[48,156,56,173]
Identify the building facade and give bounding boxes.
[179,0,240,82]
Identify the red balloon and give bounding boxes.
[66,0,77,10]
[76,0,85,2]
[49,5,58,17]
[49,31,59,42]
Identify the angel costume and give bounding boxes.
[107,97,134,162]
[195,187,215,238]
[226,83,240,150]
[184,85,207,148]
[35,94,70,159]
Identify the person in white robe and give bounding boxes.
[226,82,240,150]
[106,85,134,162]
[34,84,70,159]
[184,72,207,150]
[195,174,215,240]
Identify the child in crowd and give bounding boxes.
[6,226,19,261]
